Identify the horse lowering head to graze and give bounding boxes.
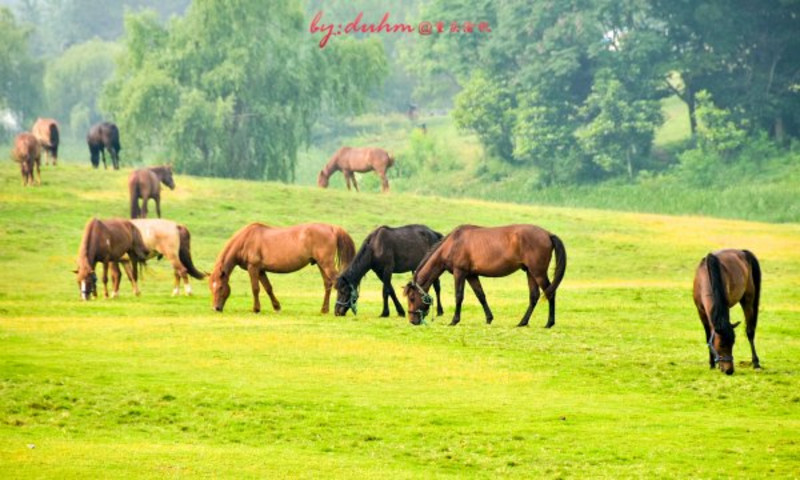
[209,222,355,314]
[130,219,206,296]
[87,121,122,169]
[31,118,59,166]
[11,132,41,186]
[317,147,395,193]
[129,166,176,218]
[334,224,445,318]
[693,249,762,375]
[404,224,567,327]
[74,218,150,300]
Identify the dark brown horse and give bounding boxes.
[11,132,41,186]
[74,218,150,300]
[87,121,121,169]
[693,249,762,375]
[317,147,395,193]
[335,224,444,317]
[31,118,59,166]
[404,225,566,327]
[129,166,176,218]
[209,223,356,313]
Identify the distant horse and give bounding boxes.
[209,223,356,313]
[404,224,566,326]
[31,118,59,166]
[317,147,395,193]
[11,132,41,186]
[335,224,444,318]
[87,122,121,169]
[131,219,206,296]
[693,249,762,375]
[74,218,150,300]
[129,166,176,218]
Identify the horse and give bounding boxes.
[404,224,567,327]
[31,118,59,166]
[87,121,121,169]
[73,218,150,300]
[129,166,176,218]
[131,219,206,296]
[317,147,395,193]
[334,224,445,318]
[692,249,762,375]
[209,223,356,313]
[11,132,41,186]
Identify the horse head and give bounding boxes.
[708,322,740,375]
[334,276,359,316]
[162,166,176,190]
[208,268,231,312]
[73,268,98,301]
[403,281,432,325]
[317,170,329,188]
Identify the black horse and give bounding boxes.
[87,122,122,170]
[335,224,445,317]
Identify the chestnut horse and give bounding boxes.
[209,223,356,313]
[131,219,206,296]
[129,166,176,218]
[693,249,762,375]
[334,224,444,318]
[404,224,566,327]
[317,147,394,193]
[31,118,59,166]
[74,218,150,300]
[87,121,121,169]
[11,132,41,186]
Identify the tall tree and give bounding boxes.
[0,7,43,135]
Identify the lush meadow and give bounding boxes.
[1,163,799,478]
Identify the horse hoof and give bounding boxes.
[516,322,529,328]
[544,322,555,329]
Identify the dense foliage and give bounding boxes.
[0,7,43,138]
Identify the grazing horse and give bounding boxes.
[335,224,444,318]
[404,224,567,327]
[209,223,356,313]
[693,249,762,375]
[131,219,206,296]
[87,121,121,169]
[129,166,176,218]
[31,118,59,166]
[74,218,150,300]
[317,147,395,193]
[11,132,41,186]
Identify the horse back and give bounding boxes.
[12,133,40,162]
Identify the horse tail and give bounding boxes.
[544,234,567,299]
[129,174,141,219]
[743,249,761,324]
[110,123,121,151]
[49,122,59,159]
[387,153,395,167]
[178,225,207,279]
[335,227,356,271]
[705,253,731,333]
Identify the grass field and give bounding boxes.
[1,163,800,478]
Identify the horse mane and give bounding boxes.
[213,223,268,276]
[705,253,734,344]
[78,218,99,270]
[338,227,383,287]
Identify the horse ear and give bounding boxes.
[72,269,78,274]
[731,321,741,329]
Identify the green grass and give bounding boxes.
[1,163,800,478]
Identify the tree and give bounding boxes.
[0,7,43,136]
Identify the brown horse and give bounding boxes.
[209,223,356,313]
[87,121,121,169]
[693,249,762,375]
[317,147,395,193]
[131,219,206,296]
[31,118,59,166]
[74,218,150,300]
[11,132,41,186]
[129,166,176,218]
[404,225,566,327]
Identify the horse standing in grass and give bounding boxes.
[74,218,150,300]
[131,219,206,296]
[317,147,394,193]
[693,249,762,375]
[31,118,59,166]
[335,224,444,318]
[209,223,356,313]
[129,166,176,218]
[11,132,41,186]
[404,224,567,327]
[87,121,121,169]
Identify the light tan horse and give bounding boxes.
[317,147,394,192]
[11,132,41,186]
[31,118,59,166]
[131,219,206,296]
[209,223,356,313]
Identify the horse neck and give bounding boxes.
[322,155,342,177]
[78,219,100,273]
[342,243,374,286]
[415,248,446,291]
[150,167,167,182]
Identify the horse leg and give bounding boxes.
[154,194,162,218]
[350,173,359,192]
[696,303,715,369]
[112,149,119,170]
[102,262,110,298]
[741,295,761,369]
[247,266,262,313]
[343,171,352,191]
[110,262,121,298]
[101,149,107,169]
[466,276,493,324]
[172,270,181,297]
[141,195,149,218]
[374,270,391,317]
[377,169,389,192]
[317,263,336,314]
[433,278,444,316]
[450,270,467,326]
[259,271,281,311]
[517,273,541,327]
[121,260,141,296]
[35,157,41,185]
[536,274,556,328]
[382,268,405,317]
